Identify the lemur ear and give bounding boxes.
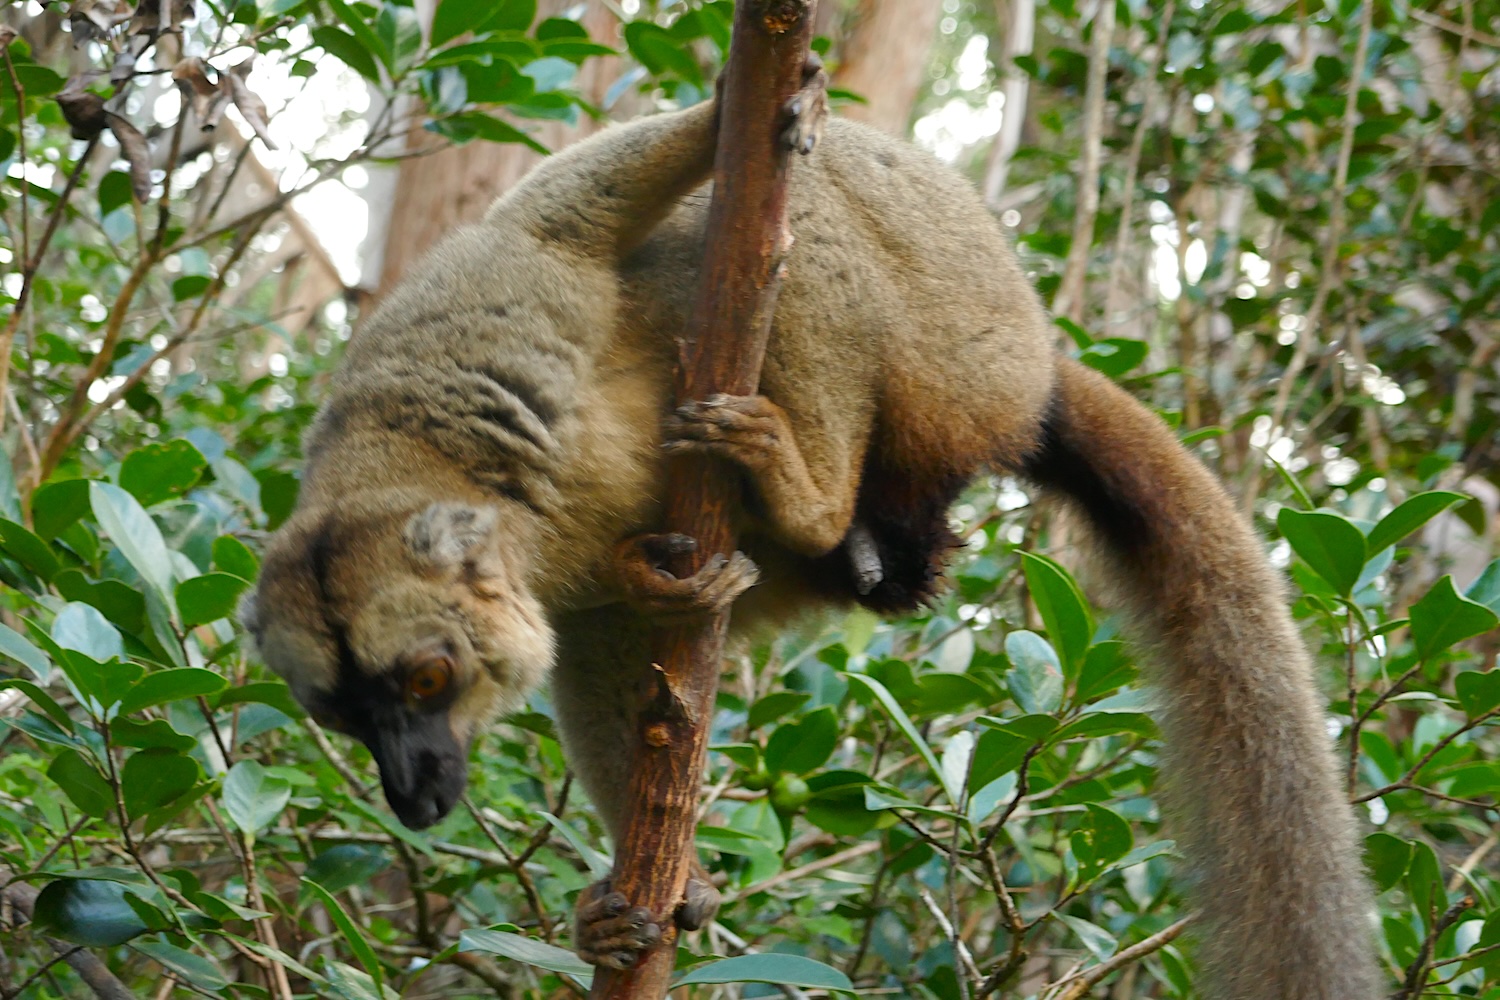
[403,503,500,570]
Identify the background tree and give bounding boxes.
[0,1,1497,999]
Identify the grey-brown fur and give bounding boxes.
[246,96,1380,998]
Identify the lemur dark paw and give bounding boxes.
[676,863,722,931]
[782,51,828,155]
[613,533,759,622]
[574,880,662,970]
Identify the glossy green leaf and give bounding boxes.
[844,673,948,802]
[0,518,60,581]
[30,478,90,540]
[311,26,381,81]
[0,679,73,730]
[222,759,292,836]
[1405,840,1446,927]
[120,668,227,715]
[1454,671,1500,720]
[122,749,200,817]
[1277,509,1365,596]
[1055,913,1117,961]
[212,535,259,581]
[1364,832,1411,892]
[459,928,593,981]
[0,622,51,678]
[1365,491,1468,555]
[1004,630,1063,715]
[48,748,115,818]
[90,481,174,600]
[132,937,229,991]
[675,954,855,992]
[764,706,839,776]
[304,880,385,993]
[1020,552,1093,676]
[303,846,391,896]
[31,879,149,946]
[1465,559,1500,614]
[177,572,251,628]
[1071,804,1133,883]
[1409,576,1498,660]
[51,602,125,664]
[119,441,207,507]
[52,570,147,633]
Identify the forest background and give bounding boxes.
[0,0,1497,998]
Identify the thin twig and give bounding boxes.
[1042,916,1193,1000]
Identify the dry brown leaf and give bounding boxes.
[57,74,109,140]
[172,56,229,131]
[104,111,152,201]
[68,0,132,44]
[130,0,196,37]
[225,57,277,149]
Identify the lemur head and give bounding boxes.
[241,499,553,829]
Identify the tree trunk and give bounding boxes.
[831,0,940,134]
[374,1,627,288]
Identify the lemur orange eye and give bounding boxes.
[406,659,453,701]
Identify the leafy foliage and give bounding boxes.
[1,1,1497,999]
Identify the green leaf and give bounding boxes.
[304,880,385,993]
[764,706,839,775]
[0,622,51,678]
[176,572,251,628]
[217,680,305,718]
[747,691,810,731]
[119,441,207,507]
[1004,631,1063,714]
[1277,509,1365,596]
[303,846,391,897]
[91,481,174,601]
[1364,832,1411,892]
[479,0,536,33]
[0,679,74,730]
[51,603,125,664]
[844,673,949,803]
[1406,840,1446,927]
[432,0,534,45]
[429,111,548,153]
[52,570,147,634]
[132,938,230,992]
[1077,337,1148,377]
[1055,913,1117,962]
[0,517,60,580]
[674,954,855,992]
[120,668,227,715]
[31,879,150,946]
[212,535,259,581]
[459,928,593,981]
[1071,804,1133,883]
[1409,576,1499,661]
[48,748,116,818]
[222,759,292,836]
[1365,491,1468,555]
[312,26,382,81]
[1020,553,1093,676]
[1465,559,1500,615]
[122,749,201,817]
[324,0,391,72]
[1454,671,1500,720]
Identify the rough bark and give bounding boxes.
[831,0,941,134]
[583,3,817,998]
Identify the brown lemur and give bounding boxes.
[240,63,1380,1000]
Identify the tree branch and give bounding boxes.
[585,3,818,997]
